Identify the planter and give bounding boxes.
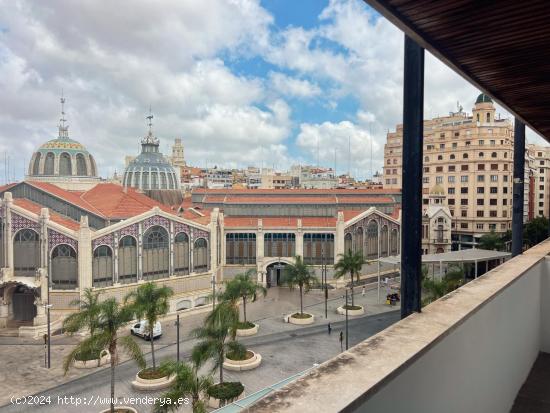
[99,407,137,413]
[74,350,110,369]
[131,369,176,391]
[223,350,262,371]
[236,323,259,337]
[207,382,245,409]
[287,312,314,325]
[336,305,365,316]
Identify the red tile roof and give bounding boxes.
[13,198,81,231]
[194,188,400,194]
[336,196,394,204]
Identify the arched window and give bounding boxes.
[193,238,208,273]
[168,173,175,189]
[44,152,55,175]
[354,227,364,256]
[450,154,455,160]
[142,226,169,280]
[504,152,508,158]
[14,229,39,276]
[437,155,443,160]
[118,236,137,284]
[479,152,484,158]
[476,113,480,122]
[390,229,399,255]
[486,113,491,123]
[92,245,113,287]
[76,153,88,175]
[51,244,78,289]
[174,232,190,275]
[463,153,468,159]
[491,152,497,158]
[89,155,97,176]
[344,233,352,254]
[59,152,72,175]
[366,221,379,260]
[380,225,389,257]
[32,153,41,175]
[424,156,429,162]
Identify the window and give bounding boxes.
[478,164,485,170]
[490,175,498,182]
[461,165,469,171]
[51,244,78,289]
[440,133,445,138]
[540,185,545,190]
[448,187,455,194]
[424,156,429,162]
[450,154,456,160]
[463,153,469,159]
[504,164,508,171]
[541,160,545,166]
[436,176,443,184]
[504,175,509,182]
[436,166,443,172]
[452,142,458,148]
[477,223,484,230]
[540,193,544,199]
[489,224,496,230]
[539,202,545,207]
[461,176,468,183]
[423,177,429,183]
[142,226,169,280]
[478,140,484,145]
[477,199,484,205]
[540,177,545,182]
[490,140,495,146]
[477,211,484,217]
[448,176,456,183]
[486,113,491,123]
[448,198,455,205]
[503,187,508,194]
[454,132,460,137]
[461,210,468,217]
[503,199,507,205]
[440,144,445,149]
[491,152,497,158]
[448,166,455,172]
[490,199,497,205]
[466,141,471,146]
[437,155,443,160]
[490,211,497,217]
[479,152,484,158]
[461,187,468,194]
[477,175,485,182]
[490,187,498,193]
[461,199,468,205]
[477,187,485,194]
[461,223,468,229]
[490,164,498,170]
[503,211,508,217]
[424,167,430,173]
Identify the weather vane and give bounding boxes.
[146,106,153,133]
[59,89,69,138]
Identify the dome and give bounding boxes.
[28,132,98,178]
[123,130,180,191]
[475,93,493,104]
[430,184,445,195]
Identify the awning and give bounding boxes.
[380,248,511,265]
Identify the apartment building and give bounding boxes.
[384,93,514,249]
[527,144,550,218]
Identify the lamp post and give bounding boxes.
[175,313,181,363]
[211,274,216,310]
[45,274,51,369]
[345,289,349,350]
[321,242,327,319]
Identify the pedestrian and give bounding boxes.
[339,331,344,351]
[362,286,365,296]
[327,322,332,335]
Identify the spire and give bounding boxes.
[141,106,159,147]
[58,90,69,139]
[146,105,153,133]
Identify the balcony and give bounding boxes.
[249,240,550,412]
[431,238,449,243]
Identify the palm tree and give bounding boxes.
[221,268,267,326]
[154,354,213,413]
[334,249,366,306]
[63,288,102,359]
[422,265,465,305]
[281,255,319,316]
[125,282,173,370]
[64,298,145,413]
[192,301,244,384]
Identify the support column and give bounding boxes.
[400,35,424,319]
[113,231,119,284]
[256,220,264,284]
[137,222,143,280]
[4,192,13,279]
[335,211,345,264]
[512,119,526,257]
[169,221,174,277]
[78,216,93,290]
[296,219,304,258]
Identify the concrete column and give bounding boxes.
[295,219,304,258]
[113,231,119,284]
[137,222,143,280]
[256,220,264,284]
[512,119,526,257]
[209,209,219,277]
[4,192,13,279]
[169,221,174,276]
[53,153,60,175]
[70,155,77,176]
[335,211,345,264]
[189,229,194,274]
[39,208,49,272]
[78,216,92,291]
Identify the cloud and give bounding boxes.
[268,72,321,98]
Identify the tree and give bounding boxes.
[220,268,266,325]
[524,216,549,247]
[192,301,244,384]
[63,288,101,337]
[422,265,465,306]
[125,282,173,370]
[64,298,145,413]
[333,249,366,306]
[154,353,213,413]
[281,255,319,315]
[478,230,505,251]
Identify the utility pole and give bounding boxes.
[175,313,181,363]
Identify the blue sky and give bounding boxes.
[0,0,545,182]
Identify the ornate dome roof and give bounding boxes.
[38,137,89,153]
[475,93,493,104]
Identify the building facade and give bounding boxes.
[384,94,515,249]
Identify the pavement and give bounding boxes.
[0,280,400,413]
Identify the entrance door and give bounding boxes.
[12,286,37,321]
[266,263,287,287]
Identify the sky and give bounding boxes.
[0,0,546,182]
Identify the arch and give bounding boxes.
[491,152,497,158]
[89,155,97,176]
[32,153,41,175]
[390,228,399,255]
[118,235,137,284]
[344,232,352,254]
[51,244,78,289]
[14,229,40,276]
[174,232,190,275]
[380,225,389,257]
[479,152,484,158]
[92,245,113,287]
[462,153,468,159]
[366,220,379,260]
[450,154,455,160]
[176,299,192,310]
[44,152,55,175]
[142,226,169,280]
[193,237,208,273]
[354,227,364,256]
[76,153,88,176]
[59,152,72,175]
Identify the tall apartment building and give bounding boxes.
[384,93,514,249]
[527,144,550,218]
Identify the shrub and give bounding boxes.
[291,312,312,319]
[74,347,102,361]
[236,321,256,330]
[342,305,363,311]
[207,381,244,401]
[226,350,254,361]
[138,367,168,380]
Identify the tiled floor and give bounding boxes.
[511,352,550,412]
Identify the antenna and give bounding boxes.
[146,106,154,133]
[58,90,69,138]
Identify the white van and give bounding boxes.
[130,320,162,340]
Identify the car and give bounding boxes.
[130,320,162,340]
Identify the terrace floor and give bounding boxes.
[511,352,550,412]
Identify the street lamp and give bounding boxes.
[45,273,51,369]
[174,312,181,363]
[321,242,328,319]
[343,289,349,351]
[211,274,216,310]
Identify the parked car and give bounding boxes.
[130,320,162,340]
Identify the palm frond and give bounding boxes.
[118,335,146,369]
